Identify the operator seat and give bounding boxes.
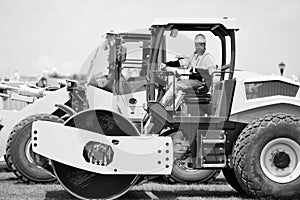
[181,84,212,116]
[182,84,211,104]
[183,67,212,104]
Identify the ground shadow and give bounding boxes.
[0,172,20,182]
[44,186,251,200]
[45,190,78,200]
[121,189,251,200]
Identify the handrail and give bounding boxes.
[220,64,231,70]
[212,70,234,76]
[121,66,143,69]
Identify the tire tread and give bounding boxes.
[233,113,299,198]
[5,114,63,184]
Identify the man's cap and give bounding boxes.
[194,34,206,43]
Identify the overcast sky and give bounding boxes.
[0,0,299,80]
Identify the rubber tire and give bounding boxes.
[222,168,246,195]
[163,130,220,184]
[6,114,64,183]
[3,154,12,172]
[166,165,220,184]
[233,113,300,199]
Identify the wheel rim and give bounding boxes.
[260,138,300,183]
[25,140,34,163]
[25,138,49,172]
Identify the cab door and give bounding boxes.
[114,35,151,120]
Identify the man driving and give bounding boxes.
[160,33,216,107]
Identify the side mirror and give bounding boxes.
[170,29,178,38]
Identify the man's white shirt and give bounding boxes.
[179,52,216,75]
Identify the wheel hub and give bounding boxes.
[273,151,290,169]
[260,138,300,183]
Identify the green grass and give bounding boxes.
[0,172,256,200]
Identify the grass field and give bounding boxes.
[0,171,256,200]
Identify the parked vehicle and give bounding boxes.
[31,18,300,199]
[0,31,220,184]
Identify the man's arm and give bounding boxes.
[159,60,181,71]
[161,55,192,70]
[165,54,193,68]
[179,55,193,68]
[165,60,181,67]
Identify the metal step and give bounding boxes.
[201,163,227,168]
[196,130,227,168]
[202,139,226,144]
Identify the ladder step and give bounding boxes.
[201,163,226,168]
[202,139,225,144]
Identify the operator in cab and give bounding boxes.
[160,34,216,107]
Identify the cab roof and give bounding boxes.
[151,17,239,30]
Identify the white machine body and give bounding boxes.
[32,121,173,175]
